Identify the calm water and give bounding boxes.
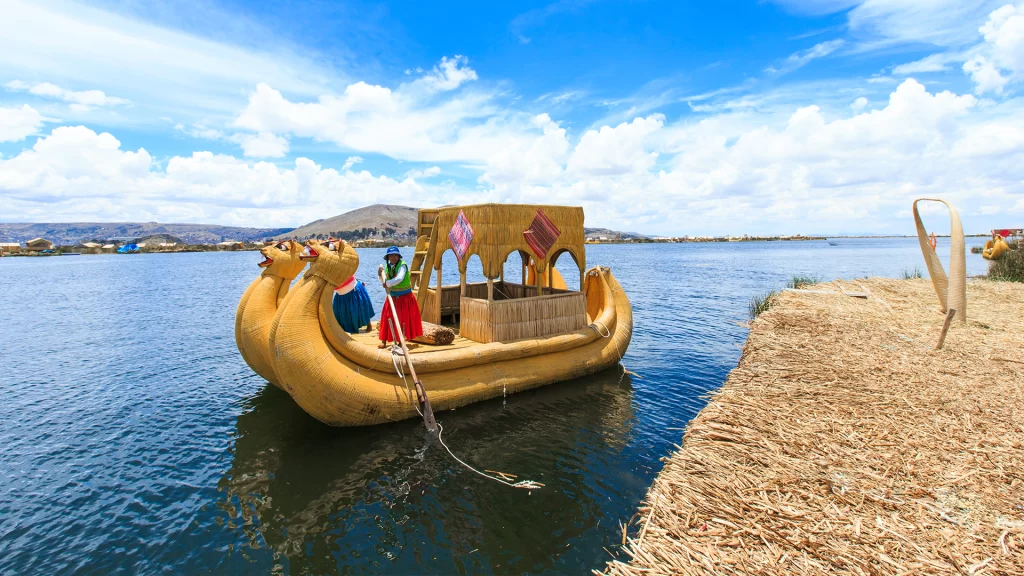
[0,238,988,574]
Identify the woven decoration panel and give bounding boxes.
[523,208,560,260]
[448,209,474,261]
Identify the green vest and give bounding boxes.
[385,259,412,292]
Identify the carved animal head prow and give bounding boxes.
[259,239,306,280]
[302,238,360,285]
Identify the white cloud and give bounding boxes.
[847,1,1006,48]
[174,123,225,141]
[485,79,1023,234]
[0,104,47,142]
[536,91,584,105]
[964,56,1009,94]
[892,53,956,75]
[4,80,129,111]
[3,69,1024,235]
[232,56,546,165]
[407,55,478,93]
[232,132,289,158]
[0,0,336,123]
[962,3,1024,94]
[0,125,455,226]
[567,115,663,176]
[341,156,363,170]
[980,4,1024,73]
[403,166,442,179]
[480,114,569,185]
[766,39,845,74]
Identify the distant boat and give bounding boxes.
[117,244,140,254]
[828,240,839,246]
[63,252,81,256]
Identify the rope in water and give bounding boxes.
[386,321,540,490]
[436,421,544,490]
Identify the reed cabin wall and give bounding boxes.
[421,281,587,344]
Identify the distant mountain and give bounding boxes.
[280,204,419,241]
[584,227,648,240]
[0,205,646,246]
[0,222,291,245]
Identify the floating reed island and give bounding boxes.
[603,277,1023,575]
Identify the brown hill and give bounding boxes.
[280,204,419,241]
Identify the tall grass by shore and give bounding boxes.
[748,291,776,319]
[902,267,923,279]
[987,247,1024,282]
[786,275,819,289]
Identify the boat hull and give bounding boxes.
[269,267,632,427]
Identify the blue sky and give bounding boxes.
[1,0,1023,235]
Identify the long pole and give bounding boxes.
[381,270,437,433]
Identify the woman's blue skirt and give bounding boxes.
[333,280,375,333]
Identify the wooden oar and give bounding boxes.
[381,273,438,433]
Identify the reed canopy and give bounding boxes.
[426,204,586,279]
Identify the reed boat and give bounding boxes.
[245,204,633,427]
[234,240,308,388]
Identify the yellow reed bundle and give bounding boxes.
[913,198,967,322]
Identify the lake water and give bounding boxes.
[0,238,989,574]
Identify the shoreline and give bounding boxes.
[602,277,1023,575]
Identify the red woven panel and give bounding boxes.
[523,208,560,259]
[448,210,474,261]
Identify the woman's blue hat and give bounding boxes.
[384,246,401,259]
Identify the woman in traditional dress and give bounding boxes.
[331,239,375,334]
[377,246,423,349]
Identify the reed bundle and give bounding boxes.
[412,321,455,346]
[603,277,1024,575]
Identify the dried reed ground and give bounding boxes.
[603,278,1024,575]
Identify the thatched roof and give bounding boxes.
[26,237,53,247]
[428,204,585,278]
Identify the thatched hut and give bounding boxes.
[24,238,54,252]
[79,242,101,254]
[0,242,21,254]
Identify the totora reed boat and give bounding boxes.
[236,204,633,427]
[235,239,308,388]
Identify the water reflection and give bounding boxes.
[219,369,635,574]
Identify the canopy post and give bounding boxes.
[435,259,443,323]
[487,277,494,302]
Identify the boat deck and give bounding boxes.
[347,329,476,354]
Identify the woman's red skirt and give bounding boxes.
[379,291,423,342]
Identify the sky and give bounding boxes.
[1,0,1023,235]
